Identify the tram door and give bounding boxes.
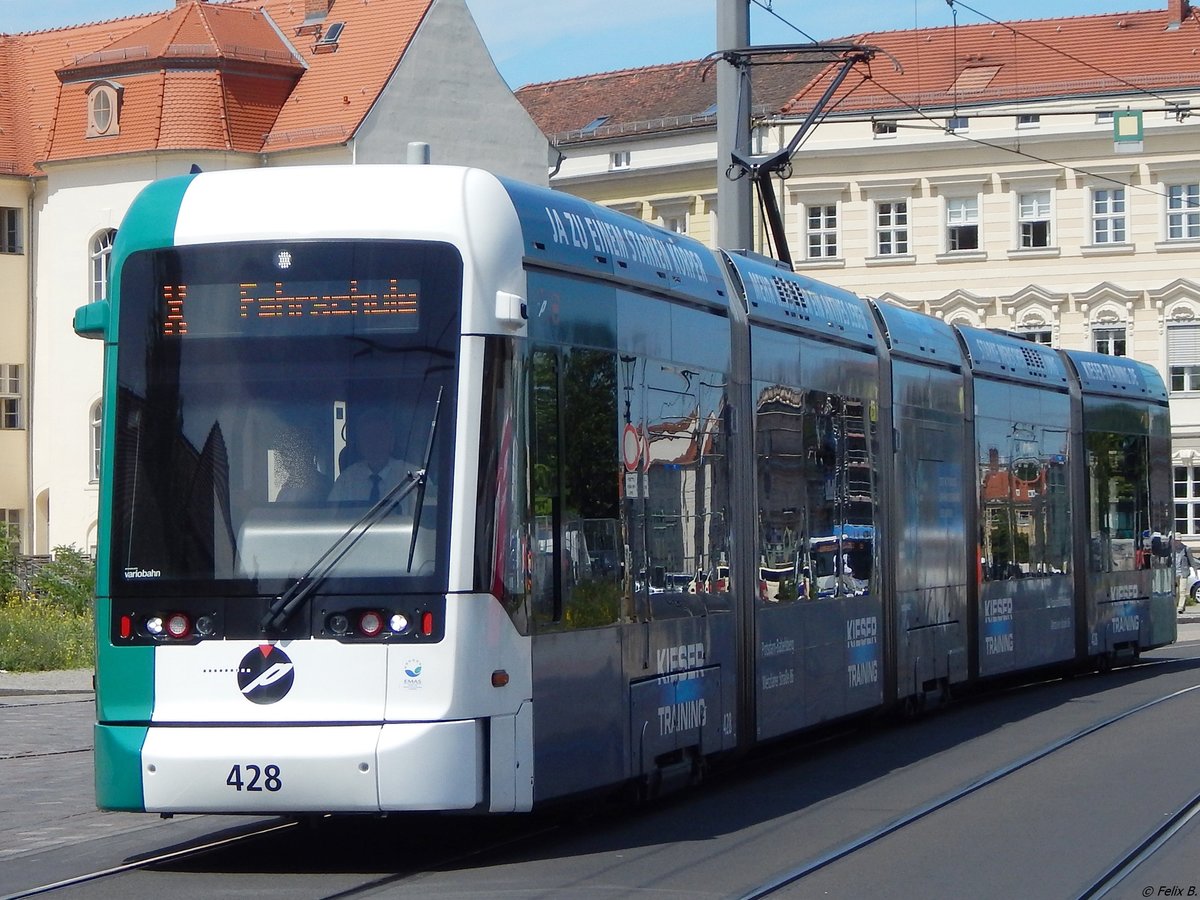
[890,360,970,701]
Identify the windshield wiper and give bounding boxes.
[260,389,443,633]
[407,387,442,572]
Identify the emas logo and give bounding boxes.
[237,645,295,704]
[402,659,423,690]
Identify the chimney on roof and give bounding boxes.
[305,0,333,19]
[1168,0,1190,29]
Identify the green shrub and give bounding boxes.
[0,544,96,672]
[0,541,16,597]
[0,594,94,672]
[33,545,96,616]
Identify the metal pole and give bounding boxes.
[716,0,752,252]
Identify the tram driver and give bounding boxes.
[328,406,420,506]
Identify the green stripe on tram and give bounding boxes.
[94,174,195,784]
[94,722,148,811]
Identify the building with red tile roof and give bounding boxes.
[0,0,548,554]
[517,1,1200,539]
[515,55,829,246]
[789,3,1200,119]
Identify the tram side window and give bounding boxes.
[639,360,730,608]
[976,413,1071,581]
[475,338,530,631]
[756,385,806,603]
[530,347,622,629]
[1086,431,1149,572]
[805,391,876,600]
[756,386,877,603]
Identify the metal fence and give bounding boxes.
[12,555,51,596]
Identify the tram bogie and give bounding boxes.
[79,165,1174,817]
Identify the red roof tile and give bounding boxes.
[256,0,434,151]
[517,56,828,143]
[2,15,155,173]
[0,0,437,174]
[58,2,299,75]
[0,38,21,173]
[788,9,1200,116]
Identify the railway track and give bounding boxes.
[6,659,1199,900]
[737,674,1200,900]
[1,808,565,900]
[1,820,298,900]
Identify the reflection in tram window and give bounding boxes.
[976,383,1071,582]
[530,347,623,628]
[755,385,878,603]
[1086,430,1150,573]
[640,358,730,609]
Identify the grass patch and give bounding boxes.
[0,592,94,672]
[0,544,96,672]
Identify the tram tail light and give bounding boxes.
[358,610,385,637]
[421,611,434,636]
[119,615,132,639]
[165,613,192,640]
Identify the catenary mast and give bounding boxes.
[716,0,752,251]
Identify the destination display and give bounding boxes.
[159,277,420,337]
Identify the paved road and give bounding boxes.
[3,624,1200,898]
[0,668,266,897]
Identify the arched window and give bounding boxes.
[90,229,116,302]
[90,400,103,483]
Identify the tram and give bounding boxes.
[75,165,1174,815]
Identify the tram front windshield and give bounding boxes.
[110,240,461,597]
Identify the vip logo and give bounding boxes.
[237,645,295,704]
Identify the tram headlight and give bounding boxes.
[388,613,409,634]
[195,615,216,637]
[144,616,164,636]
[165,613,192,640]
[327,613,350,635]
[358,610,384,637]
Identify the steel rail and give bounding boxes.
[1077,789,1200,899]
[0,819,296,900]
[735,679,1200,900]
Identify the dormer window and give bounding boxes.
[87,82,121,138]
[580,116,610,136]
[314,22,344,53]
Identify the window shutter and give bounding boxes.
[1168,324,1200,365]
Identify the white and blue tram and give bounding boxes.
[74,165,1174,815]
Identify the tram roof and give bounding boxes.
[867,297,961,368]
[725,253,878,351]
[499,177,729,311]
[1061,349,1169,403]
[956,325,1070,390]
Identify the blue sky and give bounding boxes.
[0,0,1160,88]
